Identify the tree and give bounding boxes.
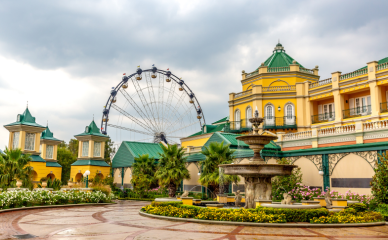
[68,139,79,157]
[131,154,157,195]
[155,144,190,197]
[0,148,33,189]
[199,141,239,197]
[57,146,77,184]
[104,139,116,165]
[371,153,388,204]
[271,158,303,201]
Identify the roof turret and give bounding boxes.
[41,126,61,141]
[75,120,109,138]
[4,107,44,128]
[258,42,304,69]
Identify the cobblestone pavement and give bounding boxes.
[1,201,388,239]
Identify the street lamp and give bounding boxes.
[84,170,91,188]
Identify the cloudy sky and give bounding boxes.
[0,0,387,148]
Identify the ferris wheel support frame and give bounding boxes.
[101,68,206,139]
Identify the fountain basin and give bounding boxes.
[219,164,297,177]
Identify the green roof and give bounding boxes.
[75,120,109,138]
[30,155,45,162]
[187,123,226,137]
[71,160,110,167]
[186,153,206,162]
[212,116,228,125]
[260,43,304,69]
[46,161,62,167]
[41,126,61,141]
[4,107,45,128]
[112,141,163,168]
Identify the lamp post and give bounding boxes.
[84,170,91,188]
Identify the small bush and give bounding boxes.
[311,210,383,224]
[255,207,329,222]
[348,203,367,212]
[151,201,183,207]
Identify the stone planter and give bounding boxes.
[255,200,272,207]
[217,194,228,204]
[68,182,74,188]
[227,196,236,203]
[347,200,360,205]
[332,198,348,207]
[206,204,224,209]
[89,182,94,187]
[16,180,23,189]
[193,199,202,204]
[302,200,321,206]
[41,181,47,189]
[313,197,326,207]
[181,197,193,205]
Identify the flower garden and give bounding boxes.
[141,201,384,224]
[0,190,113,210]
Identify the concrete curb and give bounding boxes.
[139,210,386,228]
[0,202,116,214]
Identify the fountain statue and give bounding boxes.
[219,107,297,209]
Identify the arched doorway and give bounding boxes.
[246,106,252,127]
[235,109,241,130]
[47,173,55,180]
[265,104,274,126]
[75,173,83,183]
[284,103,295,125]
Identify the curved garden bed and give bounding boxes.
[140,201,385,227]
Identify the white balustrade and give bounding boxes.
[283,131,312,141]
[363,120,388,131]
[262,85,296,92]
[318,125,355,136]
[234,90,252,98]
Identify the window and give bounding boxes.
[94,142,101,157]
[318,103,334,120]
[246,106,252,127]
[25,133,35,151]
[235,109,241,130]
[46,145,54,159]
[349,96,371,116]
[82,141,89,157]
[284,104,295,125]
[12,132,19,149]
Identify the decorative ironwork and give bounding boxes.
[328,151,378,175]
[287,155,323,171]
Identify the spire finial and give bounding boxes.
[47,120,48,127]
[93,114,94,120]
[27,101,28,108]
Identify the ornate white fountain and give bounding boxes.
[219,109,297,209]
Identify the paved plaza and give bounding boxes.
[1,201,388,239]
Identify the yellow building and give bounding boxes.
[3,107,62,182]
[70,120,110,183]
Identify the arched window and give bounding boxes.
[265,105,274,126]
[235,109,241,130]
[284,104,295,125]
[246,106,252,127]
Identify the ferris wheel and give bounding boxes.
[101,65,206,145]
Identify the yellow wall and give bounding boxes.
[29,162,62,182]
[181,136,211,148]
[70,165,110,183]
[262,99,297,118]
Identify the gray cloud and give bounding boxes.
[1,0,388,145]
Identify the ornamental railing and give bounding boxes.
[311,112,335,124]
[283,130,311,141]
[381,102,388,113]
[267,67,290,72]
[263,116,297,130]
[300,67,314,74]
[246,71,258,77]
[262,85,296,92]
[225,119,252,133]
[340,68,368,81]
[234,90,252,98]
[343,105,371,119]
[377,62,388,71]
[364,119,388,131]
[318,124,355,136]
[309,78,332,89]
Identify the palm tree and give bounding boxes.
[199,141,240,198]
[155,144,190,197]
[131,154,157,190]
[0,148,33,188]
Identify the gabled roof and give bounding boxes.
[75,120,109,138]
[71,159,109,167]
[112,141,163,168]
[4,107,45,128]
[46,161,62,167]
[30,155,45,162]
[212,116,228,125]
[187,123,226,137]
[41,126,61,141]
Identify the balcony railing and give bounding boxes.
[234,90,252,98]
[381,102,388,113]
[343,105,371,119]
[300,67,314,74]
[377,62,388,71]
[225,119,252,133]
[263,116,297,130]
[340,68,368,81]
[311,112,335,124]
[268,66,290,72]
[309,78,332,89]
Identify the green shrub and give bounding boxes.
[92,186,111,196]
[375,203,388,221]
[371,153,388,204]
[311,210,383,223]
[142,205,198,218]
[151,201,183,207]
[255,207,329,222]
[348,203,367,212]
